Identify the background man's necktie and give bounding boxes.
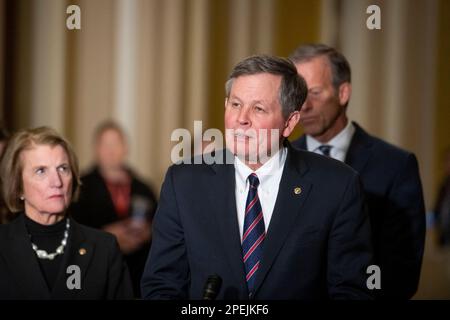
[242,173,266,296]
[318,144,332,157]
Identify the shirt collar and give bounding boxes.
[234,147,287,186]
[306,121,355,154]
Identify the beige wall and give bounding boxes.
[2,0,448,209]
[3,0,319,189]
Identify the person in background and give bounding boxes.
[71,121,157,298]
[0,127,133,299]
[0,126,12,224]
[289,43,426,299]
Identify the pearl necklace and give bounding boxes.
[31,219,70,260]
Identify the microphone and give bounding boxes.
[203,274,222,300]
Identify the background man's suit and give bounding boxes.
[292,122,426,299]
[141,145,373,299]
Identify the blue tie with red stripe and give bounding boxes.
[242,173,266,295]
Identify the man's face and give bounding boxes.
[224,73,299,168]
[296,56,349,142]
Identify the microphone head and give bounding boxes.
[203,274,222,300]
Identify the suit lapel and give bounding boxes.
[51,219,95,299]
[253,146,312,294]
[1,215,51,299]
[207,151,248,293]
[207,148,314,296]
[295,122,373,174]
[344,122,373,173]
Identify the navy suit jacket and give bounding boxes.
[141,144,373,300]
[292,122,426,299]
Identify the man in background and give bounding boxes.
[290,43,425,299]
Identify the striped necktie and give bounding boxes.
[242,173,265,295]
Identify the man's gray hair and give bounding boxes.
[289,43,351,90]
[225,55,308,119]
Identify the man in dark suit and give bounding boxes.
[289,44,426,299]
[141,55,373,300]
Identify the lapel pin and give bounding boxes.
[79,248,87,256]
[294,187,302,195]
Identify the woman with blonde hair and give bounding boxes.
[0,127,133,299]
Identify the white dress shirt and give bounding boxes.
[234,147,287,242]
[306,121,355,162]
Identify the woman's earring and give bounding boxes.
[20,196,25,201]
